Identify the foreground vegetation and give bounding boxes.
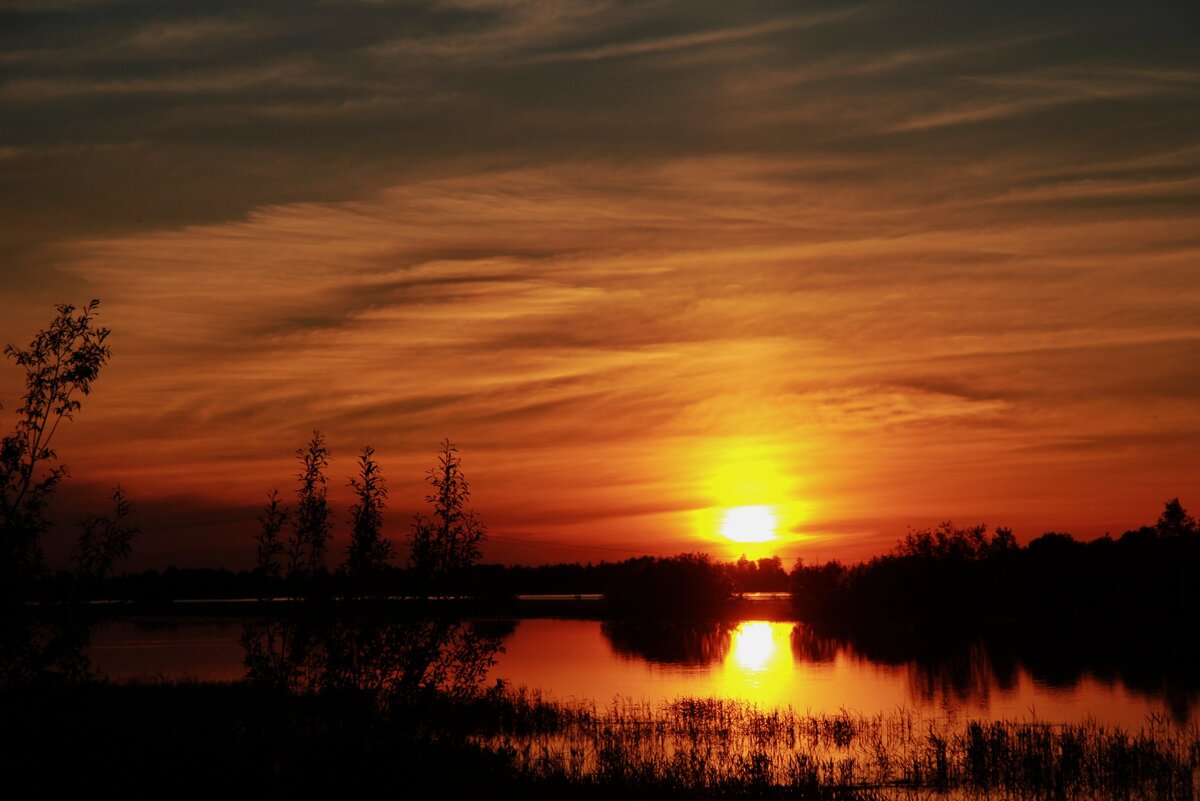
[483,692,1200,800]
[5,681,1197,800]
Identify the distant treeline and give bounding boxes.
[791,498,1200,635]
[27,499,1200,629]
[26,553,789,608]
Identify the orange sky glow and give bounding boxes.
[2,1,1197,568]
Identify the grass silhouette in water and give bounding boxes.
[474,692,1199,799]
[6,682,1195,799]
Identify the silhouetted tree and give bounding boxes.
[729,554,789,592]
[0,300,136,685]
[242,438,334,691]
[240,489,295,688]
[353,439,502,703]
[243,438,503,705]
[286,431,331,578]
[410,438,485,595]
[73,485,138,581]
[1,300,111,589]
[254,489,288,582]
[242,487,304,691]
[897,521,993,561]
[988,526,1018,558]
[1156,497,1197,538]
[345,446,390,580]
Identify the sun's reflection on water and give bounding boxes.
[723,621,795,697]
[731,622,775,672]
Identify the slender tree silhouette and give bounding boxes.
[345,445,390,582]
[254,489,288,582]
[0,300,135,685]
[1,300,111,590]
[288,431,331,578]
[410,438,485,596]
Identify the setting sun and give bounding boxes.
[691,440,814,559]
[720,505,778,543]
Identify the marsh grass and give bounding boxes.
[5,680,1196,799]
[473,691,1199,799]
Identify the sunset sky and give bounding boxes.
[2,1,1198,569]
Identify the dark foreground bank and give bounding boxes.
[5,681,1197,801]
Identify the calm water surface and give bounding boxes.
[90,617,1197,729]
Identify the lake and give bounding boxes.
[89,615,1198,730]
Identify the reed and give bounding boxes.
[471,692,1200,799]
[6,680,1196,798]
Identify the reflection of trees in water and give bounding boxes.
[823,629,1030,708]
[902,640,1017,706]
[798,624,1199,723]
[1019,628,1200,724]
[604,620,1198,723]
[242,612,512,703]
[600,621,734,666]
[788,624,841,664]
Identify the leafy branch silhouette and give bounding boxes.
[1,300,136,685]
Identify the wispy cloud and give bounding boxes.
[2,0,1198,565]
[28,154,1193,563]
[516,8,865,64]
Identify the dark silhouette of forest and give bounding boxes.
[789,506,1200,636]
